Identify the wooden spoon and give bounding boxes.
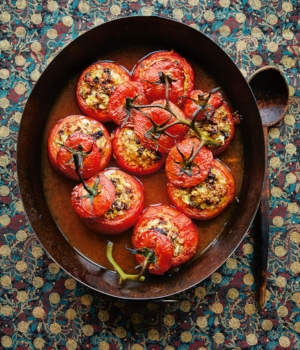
[249,66,289,309]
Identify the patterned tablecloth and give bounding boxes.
[0,1,299,349]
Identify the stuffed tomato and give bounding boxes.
[132,205,199,270]
[167,158,235,220]
[82,168,144,235]
[76,61,131,122]
[48,115,112,180]
[132,50,194,107]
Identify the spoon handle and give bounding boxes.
[257,126,270,309]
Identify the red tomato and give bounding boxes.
[48,115,112,180]
[112,127,165,176]
[85,168,144,235]
[71,174,115,219]
[185,103,235,156]
[76,62,131,122]
[165,138,213,187]
[167,159,235,220]
[132,230,174,275]
[132,50,194,107]
[182,89,223,121]
[108,81,148,126]
[133,99,187,153]
[133,205,199,267]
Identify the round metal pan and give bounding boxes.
[17,16,265,300]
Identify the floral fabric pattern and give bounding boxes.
[0,0,299,349]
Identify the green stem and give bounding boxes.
[106,241,145,286]
[138,251,153,277]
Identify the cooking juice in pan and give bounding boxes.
[41,47,244,272]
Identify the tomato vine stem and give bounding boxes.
[73,154,102,201]
[106,241,145,286]
[173,140,204,177]
[126,79,222,149]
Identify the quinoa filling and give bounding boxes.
[104,173,137,220]
[173,167,229,210]
[138,216,184,257]
[79,66,123,111]
[117,128,162,169]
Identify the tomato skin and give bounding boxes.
[112,127,165,176]
[85,168,144,235]
[167,159,235,220]
[133,99,187,153]
[133,205,199,267]
[132,50,194,107]
[108,81,148,126]
[183,90,223,121]
[165,138,213,188]
[133,230,173,275]
[71,174,115,219]
[76,62,131,122]
[56,131,101,180]
[48,115,112,180]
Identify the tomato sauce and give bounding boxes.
[41,47,244,273]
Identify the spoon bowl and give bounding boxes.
[249,66,290,126]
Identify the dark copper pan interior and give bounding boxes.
[17,17,265,300]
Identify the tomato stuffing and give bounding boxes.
[167,158,235,220]
[132,50,194,107]
[76,62,131,122]
[84,168,144,235]
[165,138,213,188]
[108,81,148,126]
[112,126,165,175]
[133,99,188,153]
[48,115,112,180]
[133,205,199,268]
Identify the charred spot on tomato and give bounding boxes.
[92,130,104,139]
[221,131,229,139]
[205,171,216,184]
